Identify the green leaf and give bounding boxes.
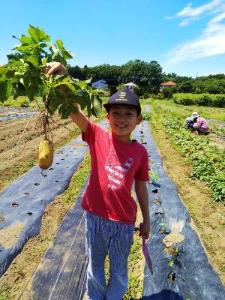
[0,65,7,76]
[74,90,90,109]
[1,25,99,118]
[56,40,73,59]
[53,81,76,96]
[94,95,102,107]
[26,56,39,67]
[14,82,26,98]
[86,101,92,117]
[13,44,34,54]
[55,40,64,52]
[0,80,13,101]
[6,81,13,97]
[58,102,77,119]
[42,57,48,65]
[77,80,88,90]
[86,78,92,84]
[91,106,98,117]
[47,90,63,115]
[20,35,33,45]
[168,260,175,267]
[28,25,50,43]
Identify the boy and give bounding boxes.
[46,62,150,300]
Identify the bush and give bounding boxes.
[156,93,165,100]
[0,96,30,107]
[162,87,176,99]
[143,92,149,99]
[173,93,225,107]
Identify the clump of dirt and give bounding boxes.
[0,222,24,248]
[163,220,185,248]
[163,232,184,248]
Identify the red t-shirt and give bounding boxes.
[82,121,149,224]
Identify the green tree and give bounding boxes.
[121,60,163,94]
[177,81,193,93]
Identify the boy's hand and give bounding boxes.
[44,62,68,76]
[139,221,150,240]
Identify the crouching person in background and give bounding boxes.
[191,112,209,135]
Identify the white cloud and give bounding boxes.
[166,0,225,65]
[176,0,221,20]
[179,19,192,27]
[166,0,223,26]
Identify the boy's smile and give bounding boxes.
[107,105,142,142]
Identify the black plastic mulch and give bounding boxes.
[135,121,225,300]
[0,135,88,277]
[20,186,87,300]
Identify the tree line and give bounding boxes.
[68,60,225,96]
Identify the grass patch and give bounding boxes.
[151,99,225,121]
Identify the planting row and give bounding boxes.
[159,111,225,202]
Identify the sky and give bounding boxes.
[1,0,225,77]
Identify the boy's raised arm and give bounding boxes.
[46,62,89,133]
[70,104,89,133]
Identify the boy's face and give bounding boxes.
[107,105,142,140]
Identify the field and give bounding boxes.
[148,99,225,282]
[0,100,225,299]
[0,110,80,192]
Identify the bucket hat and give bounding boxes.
[191,112,199,120]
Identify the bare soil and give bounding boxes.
[209,133,225,150]
[0,112,79,192]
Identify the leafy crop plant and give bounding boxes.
[0,25,102,169]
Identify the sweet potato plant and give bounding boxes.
[0,25,102,168]
[0,25,101,118]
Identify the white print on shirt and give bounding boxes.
[105,146,134,190]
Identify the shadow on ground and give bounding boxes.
[128,289,183,300]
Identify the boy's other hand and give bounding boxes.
[44,62,68,76]
[139,221,150,240]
